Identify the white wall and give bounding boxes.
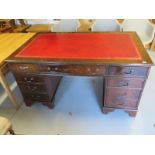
[15,19,60,25]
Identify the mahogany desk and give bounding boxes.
[6,32,153,116]
[0,33,35,109]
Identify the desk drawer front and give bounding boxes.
[15,74,44,84]
[108,66,149,77]
[105,88,141,108]
[107,77,145,88]
[23,93,50,102]
[9,63,39,73]
[105,97,138,108]
[106,88,141,101]
[40,64,106,76]
[19,83,46,93]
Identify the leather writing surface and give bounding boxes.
[15,33,142,60]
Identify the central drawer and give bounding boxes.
[40,64,106,76]
[105,88,141,108]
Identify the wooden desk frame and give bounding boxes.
[6,32,154,117]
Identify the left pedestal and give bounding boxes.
[8,63,61,109]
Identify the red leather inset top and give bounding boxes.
[15,33,142,60]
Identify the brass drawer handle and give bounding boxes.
[119,82,128,86]
[87,67,91,72]
[47,66,59,71]
[116,92,127,100]
[31,86,38,91]
[26,86,31,89]
[47,66,51,71]
[55,67,58,71]
[26,81,33,83]
[74,68,78,72]
[31,95,40,99]
[121,92,127,96]
[96,68,100,72]
[24,77,34,82]
[123,69,133,74]
[63,68,68,72]
[24,86,37,90]
[19,66,29,70]
[116,102,125,105]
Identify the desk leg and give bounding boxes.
[102,107,115,114]
[151,38,155,51]
[0,70,20,109]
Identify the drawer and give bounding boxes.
[23,93,50,102]
[15,74,44,84]
[105,88,141,108]
[107,77,145,88]
[9,63,39,73]
[108,66,149,77]
[40,64,106,76]
[19,83,46,93]
[105,98,138,109]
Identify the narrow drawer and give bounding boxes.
[23,93,50,102]
[40,64,106,76]
[19,83,46,93]
[108,66,149,77]
[107,77,145,88]
[15,74,44,84]
[9,63,39,73]
[105,88,141,108]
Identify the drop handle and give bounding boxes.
[26,86,31,89]
[47,66,58,71]
[121,92,127,96]
[123,69,133,74]
[26,80,33,83]
[24,77,34,82]
[47,66,51,71]
[32,95,40,98]
[87,67,91,72]
[119,82,128,86]
[63,68,68,72]
[31,86,37,91]
[116,102,125,105]
[19,66,29,70]
[116,92,127,100]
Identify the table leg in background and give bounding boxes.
[151,38,155,51]
[0,70,20,109]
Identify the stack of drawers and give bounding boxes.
[104,65,150,116]
[9,63,61,108]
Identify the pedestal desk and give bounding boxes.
[6,32,153,116]
[0,33,35,108]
